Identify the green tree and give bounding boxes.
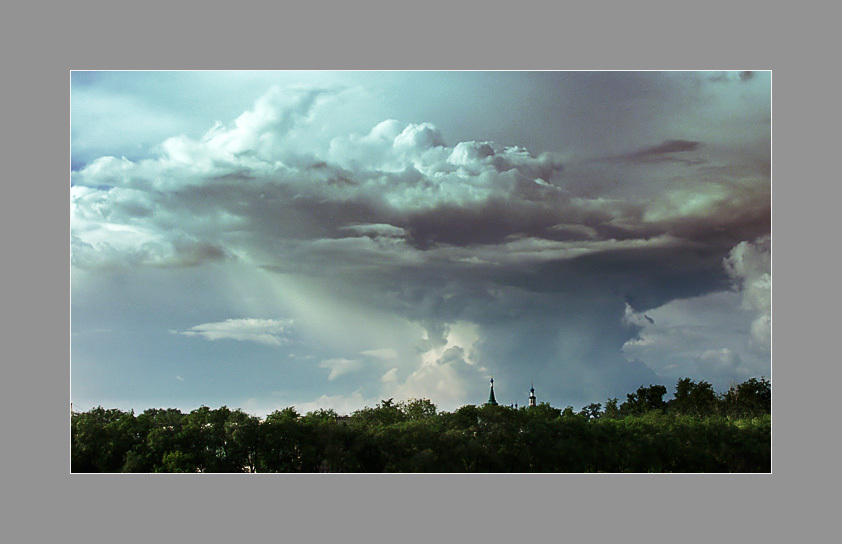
[71,379,772,473]
[127,408,185,472]
[579,402,603,420]
[351,399,405,426]
[225,409,262,472]
[178,406,243,472]
[525,401,561,422]
[441,404,480,431]
[260,407,303,472]
[398,398,438,421]
[722,377,771,418]
[620,384,667,416]
[161,450,196,472]
[71,406,138,472]
[602,398,621,419]
[669,378,719,417]
[473,404,528,471]
[298,408,342,472]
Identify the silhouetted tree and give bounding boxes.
[620,384,667,415]
[579,402,603,419]
[669,378,719,417]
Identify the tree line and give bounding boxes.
[71,377,770,473]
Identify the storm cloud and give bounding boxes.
[71,72,771,414]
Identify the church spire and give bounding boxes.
[486,377,498,406]
[528,382,537,407]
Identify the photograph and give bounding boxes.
[70,70,771,472]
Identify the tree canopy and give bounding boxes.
[71,378,771,473]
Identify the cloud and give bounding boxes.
[290,390,374,416]
[158,86,332,171]
[623,303,655,327]
[239,389,375,417]
[70,233,230,270]
[71,76,770,414]
[621,237,771,389]
[621,292,757,387]
[393,122,446,152]
[319,358,364,381]
[696,348,748,381]
[339,224,407,238]
[72,85,767,279]
[70,184,235,270]
[622,139,703,163]
[724,235,771,294]
[177,318,293,346]
[360,348,399,360]
[708,71,759,85]
[376,321,488,411]
[724,235,771,352]
[381,367,399,383]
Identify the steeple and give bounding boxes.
[486,377,498,406]
[528,382,537,407]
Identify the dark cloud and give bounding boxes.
[498,243,730,310]
[402,199,563,249]
[622,139,703,164]
[169,239,230,267]
[71,75,770,413]
[635,139,701,155]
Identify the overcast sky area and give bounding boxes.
[70,71,770,416]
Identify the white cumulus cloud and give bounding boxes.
[621,236,772,389]
[724,235,771,352]
[177,318,293,346]
[319,358,364,381]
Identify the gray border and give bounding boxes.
[10,0,816,542]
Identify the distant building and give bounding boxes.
[486,377,498,405]
[485,378,537,407]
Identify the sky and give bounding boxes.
[70,71,771,416]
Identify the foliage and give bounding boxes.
[602,398,620,419]
[70,378,770,473]
[721,377,771,418]
[579,402,603,420]
[620,384,668,416]
[669,378,719,417]
[71,406,139,472]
